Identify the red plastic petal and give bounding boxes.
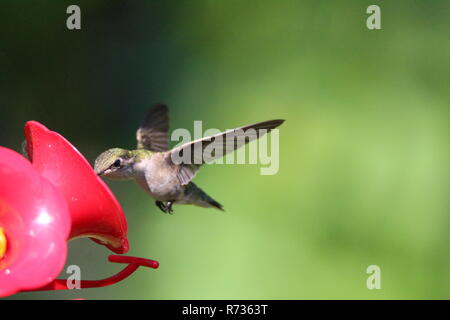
[0,147,71,297]
[24,121,129,254]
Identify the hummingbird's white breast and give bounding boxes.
[133,153,183,201]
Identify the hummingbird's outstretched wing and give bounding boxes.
[136,104,170,152]
[167,119,285,185]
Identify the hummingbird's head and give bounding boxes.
[94,148,135,180]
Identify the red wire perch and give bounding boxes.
[29,255,159,291]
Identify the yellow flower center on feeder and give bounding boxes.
[0,227,6,259]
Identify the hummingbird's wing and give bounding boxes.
[167,119,285,185]
[136,104,170,152]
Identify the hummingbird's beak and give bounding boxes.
[96,168,112,176]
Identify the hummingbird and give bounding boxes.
[94,104,284,214]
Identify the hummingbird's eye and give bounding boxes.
[113,159,122,168]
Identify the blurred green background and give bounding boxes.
[1,1,448,299]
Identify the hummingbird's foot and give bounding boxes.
[155,201,168,213]
[155,200,175,214]
[166,201,174,214]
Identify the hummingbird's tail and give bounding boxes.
[205,197,224,211]
[183,183,224,211]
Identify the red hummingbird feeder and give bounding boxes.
[0,121,158,297]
